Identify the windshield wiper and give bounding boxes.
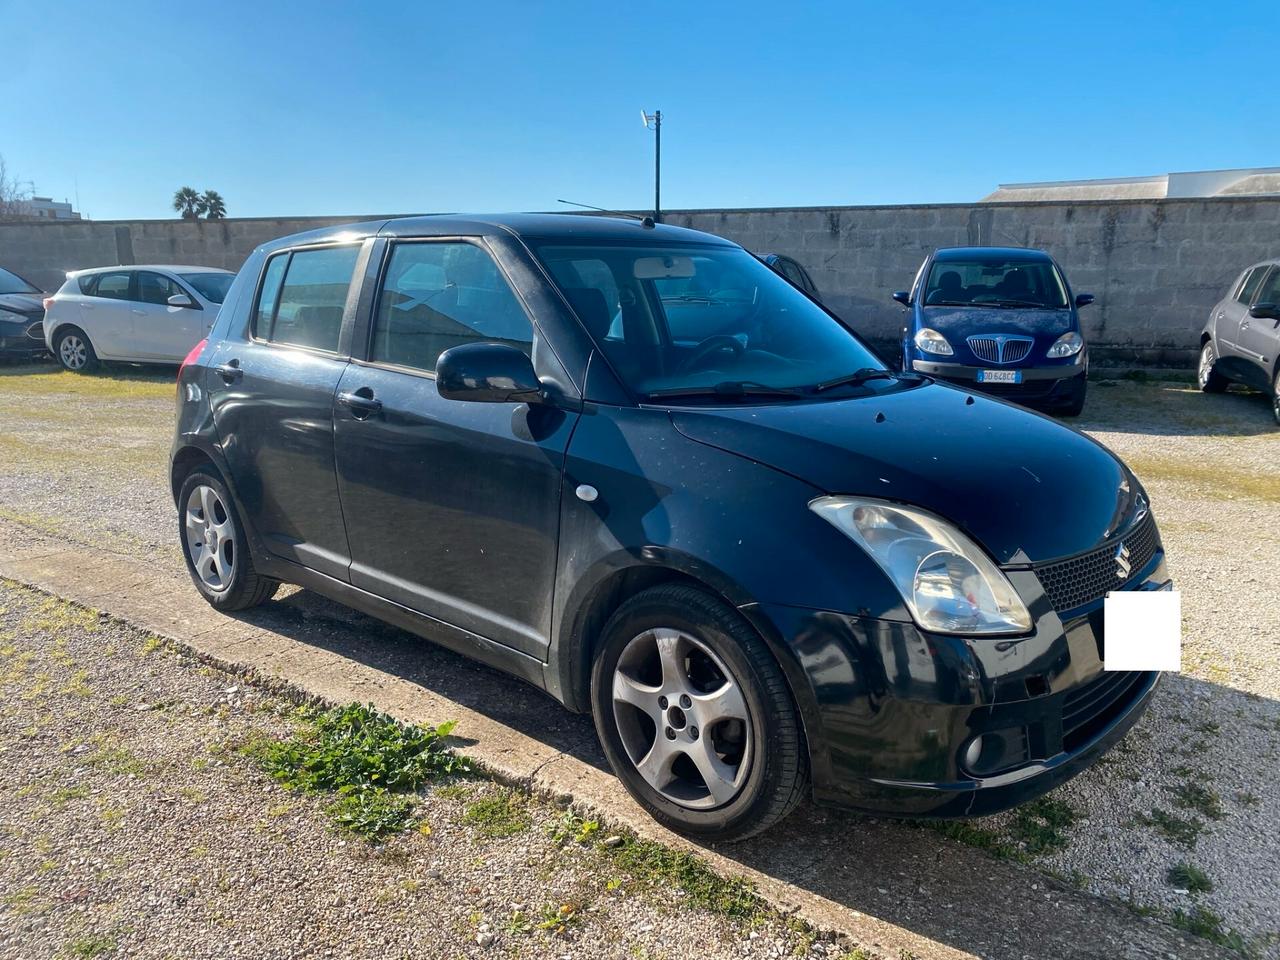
[986,298,1047,309]
[644,380,807,401]
[813,368,923,393]
[661,294,730,305]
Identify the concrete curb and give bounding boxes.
[0,524,1230,960]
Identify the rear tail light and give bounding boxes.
[42,297,54,311]
[178,338,208,382]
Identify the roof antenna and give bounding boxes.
[557,199,655,228]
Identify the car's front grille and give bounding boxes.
[1061,670,1150,751]
[967,336,1033,364]
[1031,512,1160,613]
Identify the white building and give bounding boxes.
[983,166,1280,202]
[18,196,82,220]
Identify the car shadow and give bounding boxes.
[228,584,1274,959]
[1070,380,1276,439]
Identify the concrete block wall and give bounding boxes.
[3,197,1278,366]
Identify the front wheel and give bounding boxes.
[1198,341,1228,393]
[590,584,807,841]
[178,469,279,611]
[1272,368,1280,427]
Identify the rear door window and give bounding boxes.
[92,271,133,300]
[369,241,533,373]
[254,245,360,353]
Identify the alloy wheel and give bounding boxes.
[184,484,236,591]
[1198,343,1215,388]
[59,335,87,371]
[611,627,752,809]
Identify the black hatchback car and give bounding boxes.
[172,215,1168,840]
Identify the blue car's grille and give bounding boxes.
[967,336,1033,364]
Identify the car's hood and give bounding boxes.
[669,381,1135,564]
[0,292,44,316]
[922,305,1073,338]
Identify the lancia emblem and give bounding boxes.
[1114,542,1132,579]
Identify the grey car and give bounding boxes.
[1199,257,1280,424]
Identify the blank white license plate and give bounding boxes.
[1104,588,1181,671]
[976,370,1021,384]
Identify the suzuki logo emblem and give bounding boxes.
[1114,542,1132,580]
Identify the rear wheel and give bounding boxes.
[590,584,807,841]
[1272,368,1280,427]
[1198,340,1228,393]
[178,469,279,611]
[55,327,98,373]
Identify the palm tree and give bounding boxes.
[201,190,227,220]
[173,186,205,219]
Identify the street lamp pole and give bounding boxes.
[642,109,662,223]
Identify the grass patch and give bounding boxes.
[1124,456,1280,504]
[463,789,531,838]
[925,794,1077,862]
[1166,861,1213,893]
[0,364,173,400]
[1169,906,1250,953]
[66,933,117,957]
[243,702,469,840]
[1171,782,1225,821]
[608,833,763,921]
[1137,808,1202,848]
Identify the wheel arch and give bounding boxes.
[552,553,822,784]
[170,444,222,506]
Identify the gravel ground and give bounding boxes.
[1,364,1278,955]
[0,580,828,960]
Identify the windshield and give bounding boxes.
[536,243,885,399]
[0,267,40,295]
[179,272,233,304]
[924,257,1068,309]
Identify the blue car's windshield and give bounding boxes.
[0,266,39,295]
[924,257,1068,309]
[536,243,886,400]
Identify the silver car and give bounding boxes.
[1198,258,1280,424]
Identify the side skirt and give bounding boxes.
[256,555,552,695]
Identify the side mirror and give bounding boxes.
[1075,293,1096,308]
[436,342,544,404]
[167,293,196,309]
[892,290,911,306]
[1249,302,1279,321]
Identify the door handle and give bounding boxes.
[1241,320,1251,330]
[214,360,242,383]
[337,389,382,418]
[131,309,146,316]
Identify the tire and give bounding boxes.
[590,584,807,841]
[1056,376,1087,417]
[55,326,99,373]
[1197,340,1228,393]
[1272,368,1280,427]
[177,468,279,611]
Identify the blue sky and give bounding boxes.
[2,1,1274,220]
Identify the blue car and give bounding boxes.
[894,246,1093,416]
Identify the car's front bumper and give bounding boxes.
[910,358,1086,406]
[741,549,1167,818]
[0,317,50,359]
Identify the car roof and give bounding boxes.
[256,213,737,254]
[932,246,1053,261]
[68,264,234,277]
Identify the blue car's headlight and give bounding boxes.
[810,496,1032,636]
[1047,331,1084,358]
[913,328,953,356]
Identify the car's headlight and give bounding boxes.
[810,496,1032,636]
[1047,331,1084,358]
[913,328,953,356]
